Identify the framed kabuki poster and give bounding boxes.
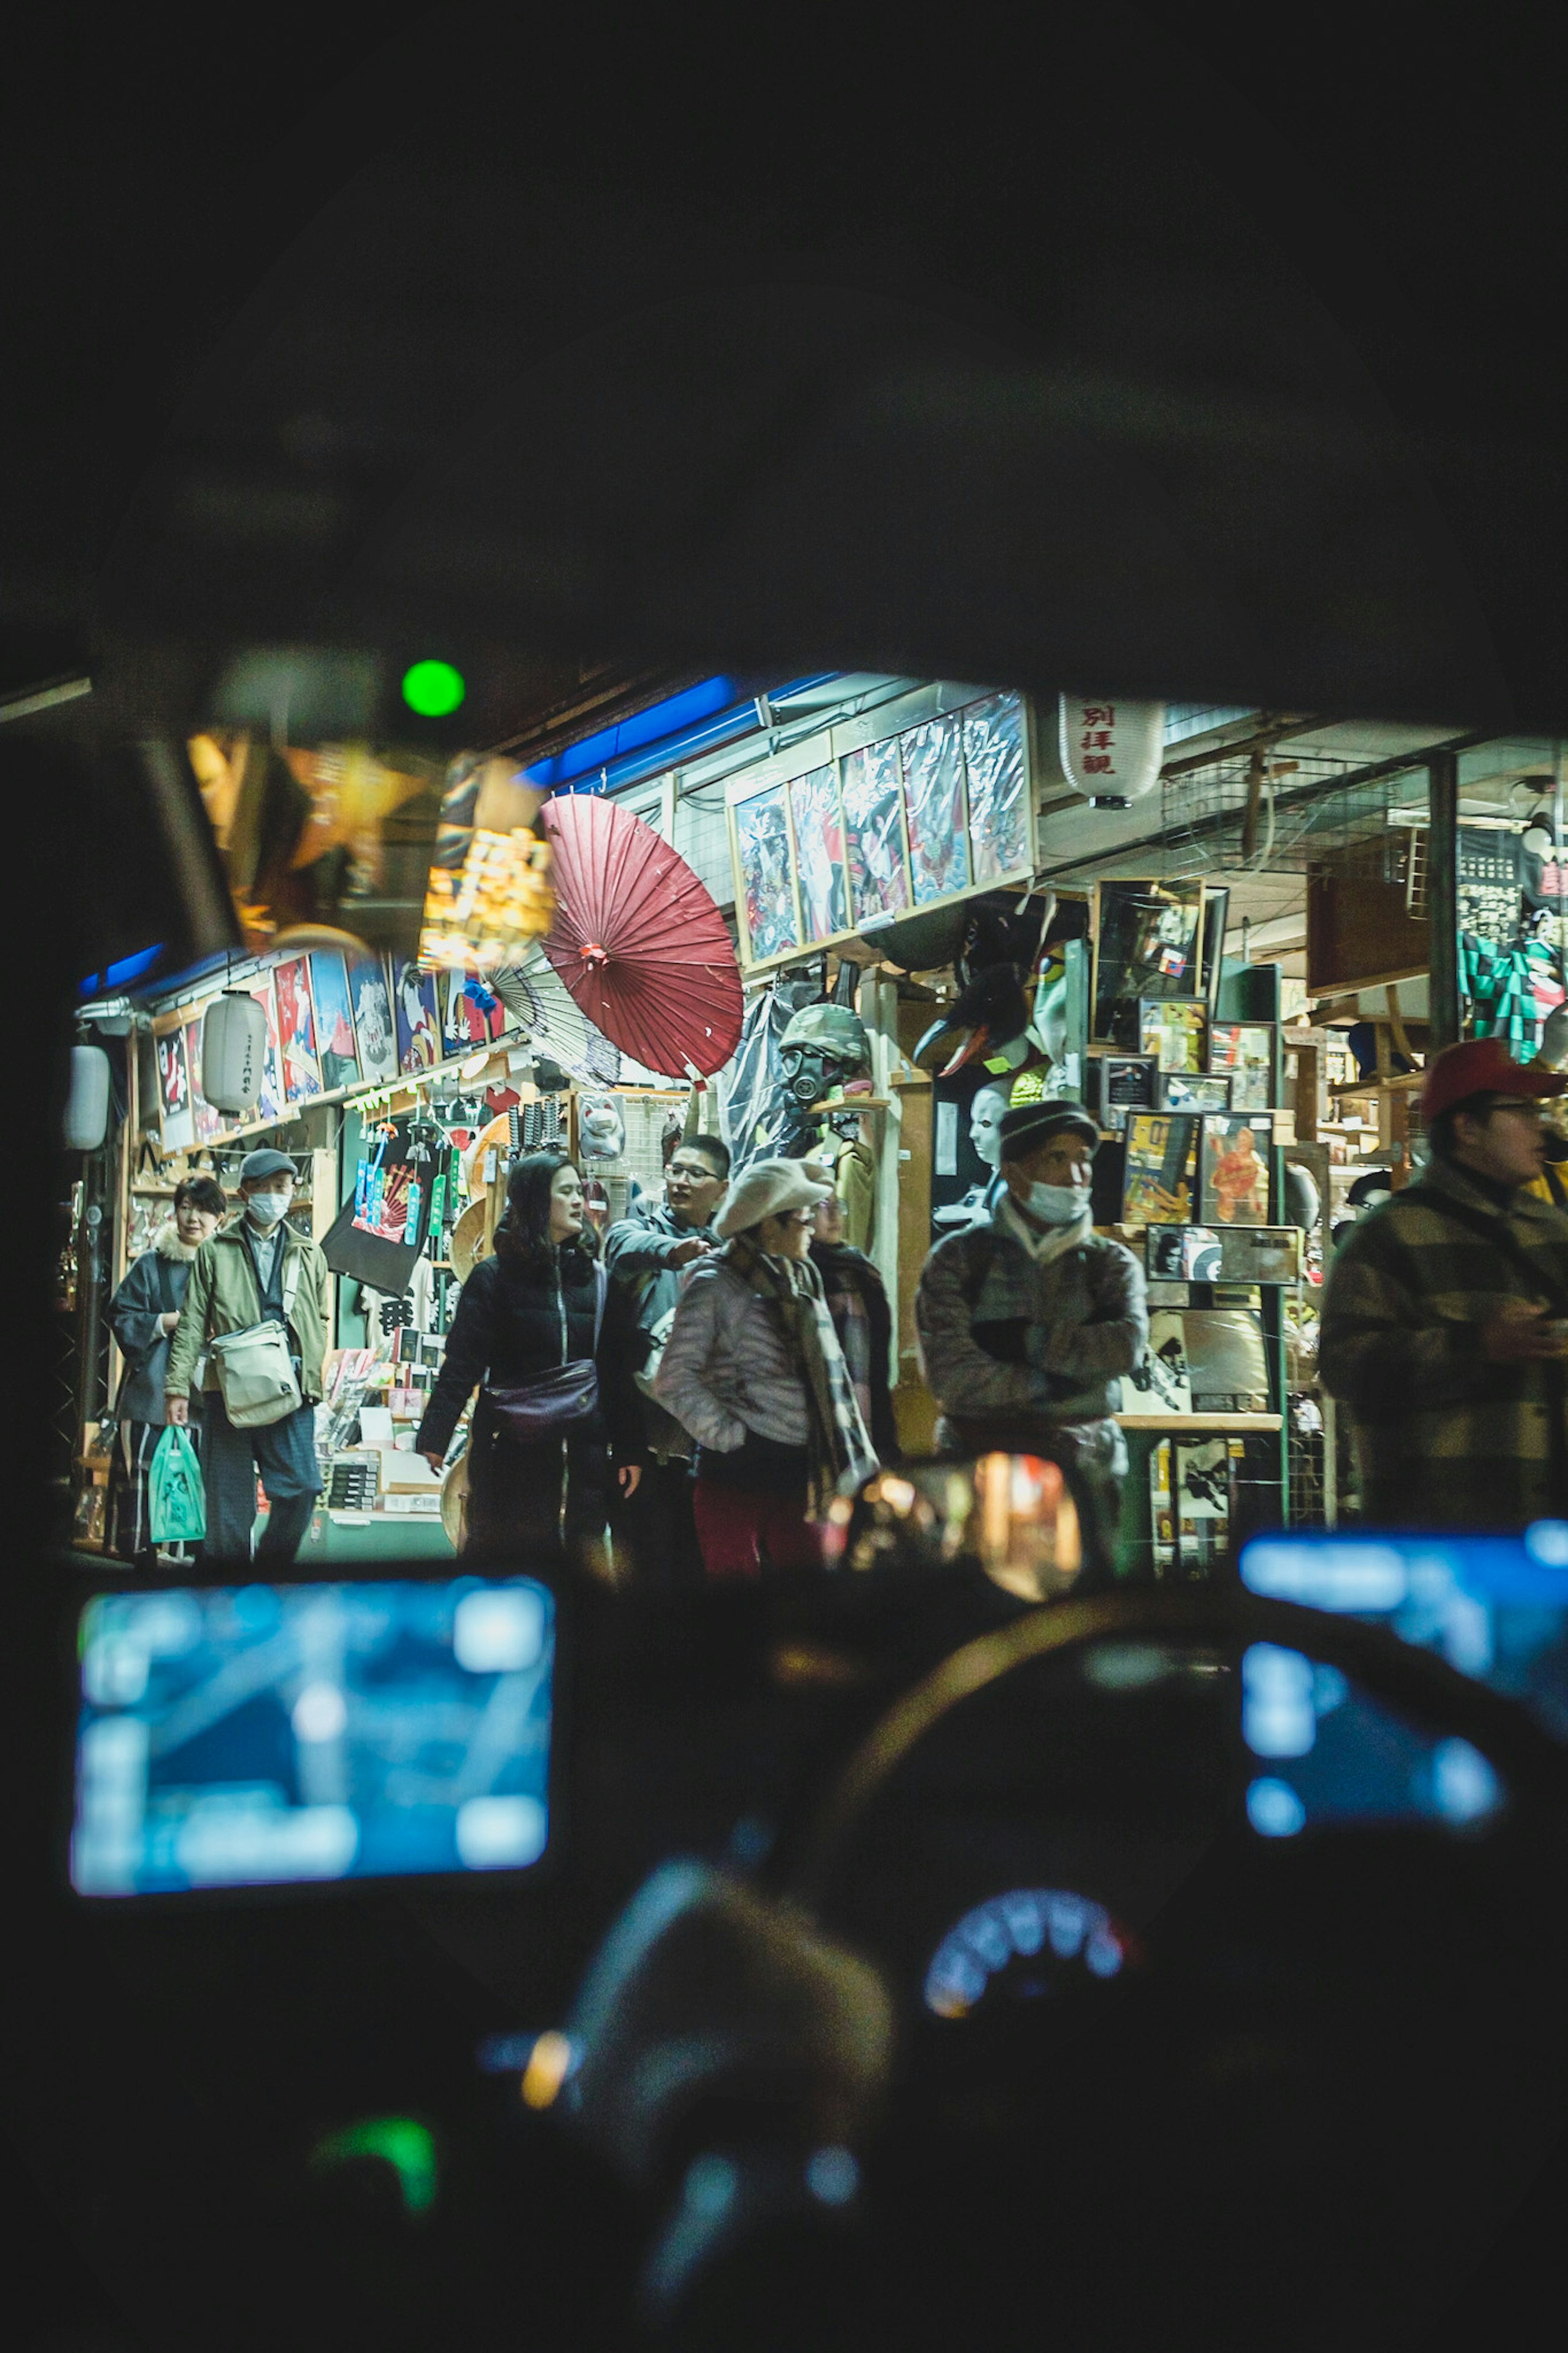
[840,738,910,928]
[310,952,363,1092]
[273,955,322,1102]
[246,973,285,1122]
[727,685,1040,974]
[391,959,441,1074]
[900,711,970,904]
[788,767,849,941]
[347,955,397,1085]
[733,787,800,965]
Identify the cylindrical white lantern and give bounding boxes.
[1058,696,1166,802]
[62,1044,112,1152]
[201,990,265,1114]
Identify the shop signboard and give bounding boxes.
[726,685,1038,975]
[154,1019,194,1152]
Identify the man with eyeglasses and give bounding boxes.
[604,1135,732,1589]
[1321,1038,1568,1530]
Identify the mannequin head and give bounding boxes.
[969,1083,1013,1171]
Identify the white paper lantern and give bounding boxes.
[62,1044,112,1152]
[201,991,265,1114]
[1058,696,1165,803]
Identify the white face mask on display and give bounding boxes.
[245,1189,291,1228]
[1024,1180,1093,1225]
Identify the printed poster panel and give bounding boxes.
[1121,1113,1198,1224]
[901,712,971,905]
[442,969,506,1056]
[1125,1307,1193,1415]
[310,952,362,1093]
[1199,1113,1272,1226]
[962,692,1029,883]
[185,1016,221,1142]
[155,1024,194,1153]
[788,766,848,943]
[391,959,441,1075]
[348,955,397,1085]
[273,956,323,1102]
[1209,1021,1274,1111]
[734,788,799,964]
[1140,999,1208,1074]
[246,974,284,1122]
[841,737,910,928]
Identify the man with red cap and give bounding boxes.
[1320,1037,1568,1529]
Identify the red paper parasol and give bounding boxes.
[539,794,743,1077]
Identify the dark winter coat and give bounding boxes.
[416,1242,646,1564]
[604,1201,717,1459]
[108,1223,199,1423]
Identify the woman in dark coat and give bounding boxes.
[105,1173,226,1566]
[417,1152,645,1571]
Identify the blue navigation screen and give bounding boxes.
[1235,1526,1568,1839]
[71,1577,555,1896]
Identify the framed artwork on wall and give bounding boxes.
[1122,1113,1199,1223]
[1139,998,1208,1074]
[1093,879,1205,1043]
[1199,1114,1273,1226]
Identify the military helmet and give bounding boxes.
[778,1001,870,1065]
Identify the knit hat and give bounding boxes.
[997,1100,1098,1159]
[715,1155,833,1239]
[1421,1038,1566,1123]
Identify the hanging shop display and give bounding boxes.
[726,686,1037,973]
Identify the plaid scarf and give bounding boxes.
[725,1235,877,1518]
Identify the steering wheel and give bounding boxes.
[562,1584,1568,2353]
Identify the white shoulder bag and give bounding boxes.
[209,1250,305,1429]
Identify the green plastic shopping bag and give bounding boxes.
[148,1425,206,1545]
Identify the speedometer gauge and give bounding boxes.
[923,1888,1140,2018]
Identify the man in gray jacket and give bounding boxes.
[915,1099,1147,1582]
[604,1134,730,1589]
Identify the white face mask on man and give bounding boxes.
[245,1189,292,1229]
[1023,1180,1093,1225]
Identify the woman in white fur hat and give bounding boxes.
[105,1173,226,1565]
[654,1156,878,1577]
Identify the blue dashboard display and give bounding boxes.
[924,1889,1138,2018]
[1236,1527,1568,1837]
[71,1577,554,1896]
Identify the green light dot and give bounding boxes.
[308,2116,439,2215]
[401,660,466,718]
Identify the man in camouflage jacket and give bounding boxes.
[1320,1039,1568,1530]
[916,1099,1147,1581]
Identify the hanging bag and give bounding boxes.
[147,1424,207,1544]
[486,1261,609,1443]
